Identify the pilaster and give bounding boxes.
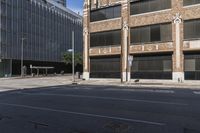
[83,0,90,80]
[172,0,184,82]
[121,0,130,82]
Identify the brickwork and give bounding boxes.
[90,46,121,56]
[83,0,200,81]
[90,18,121,33]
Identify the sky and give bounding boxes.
[67,0,83,15]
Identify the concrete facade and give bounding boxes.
[83,0,200,82]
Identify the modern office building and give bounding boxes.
[52,0,66,7]
[0,0,82,77]
[83,0,200,82]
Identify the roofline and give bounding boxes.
[46,0,82,19]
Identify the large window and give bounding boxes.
[183,0,200,6]
[90,56,120,78]
[131,54,172,79]
[185,54,200,80]
[90,30,121,47]
[130,23,172,44]
[90,5,121,22]
[130,0,171,15]
[184,19,200,40]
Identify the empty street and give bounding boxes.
[0,85,200,133]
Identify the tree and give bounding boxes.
[63,52,83,66]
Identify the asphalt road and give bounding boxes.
[0,85,200,133]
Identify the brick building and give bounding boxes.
[83,0,200,82]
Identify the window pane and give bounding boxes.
[151,25,161,42]
[161,23,172,42]
[183,0,200,6]
[90,5,121,22]
[131,28,141,44]
[185,59,196,71]
[114,6,121,18]
[130,0,171,15]
[90,30,121,47]
[90,56,120,78]
[163,60,172,71]
[141,26,150,43]
[184,19,200,40]
[131,23,172,44]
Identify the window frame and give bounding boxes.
[130,0,171,15]
[90,5,121,22]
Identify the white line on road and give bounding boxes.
[17,92,188,106]
[106,88,175,94]
[193,91,200,95]
[0,102,165,126]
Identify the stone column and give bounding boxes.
[83,0,90,80]
[172,13,184,82]
[121,0,130,82]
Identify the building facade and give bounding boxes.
[83,0,200,82]
[52,0,66,7]
[0,0,82,77]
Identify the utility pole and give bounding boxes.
[21,38,26,77]
[72,30,75,83]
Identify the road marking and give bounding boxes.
[17,92,188,106]
[0,102,165,126]
[106,88,175,94]
[193,91,200,95]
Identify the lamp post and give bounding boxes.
[68,31,76,84]
[21,1,29,77]
[21,37,26,77]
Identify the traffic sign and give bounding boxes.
[128,55,133,67]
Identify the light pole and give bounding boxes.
[21,37,26,77]
[68,31,76,84]
[21,1,29,77]
[50,4,76,83]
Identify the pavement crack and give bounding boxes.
[28,120,48,130]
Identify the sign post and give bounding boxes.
[128,55,133,82]
[128,55,133,67]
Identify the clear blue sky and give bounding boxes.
[67,0,83,15]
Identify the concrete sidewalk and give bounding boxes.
[0,76,199,92]
[80,78,200,89]
[0,76,74,91]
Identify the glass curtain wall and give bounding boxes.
[0,0,82,62]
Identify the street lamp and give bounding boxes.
[21,37,27,77]
[68,31,76,84]
[21,1,29,77]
